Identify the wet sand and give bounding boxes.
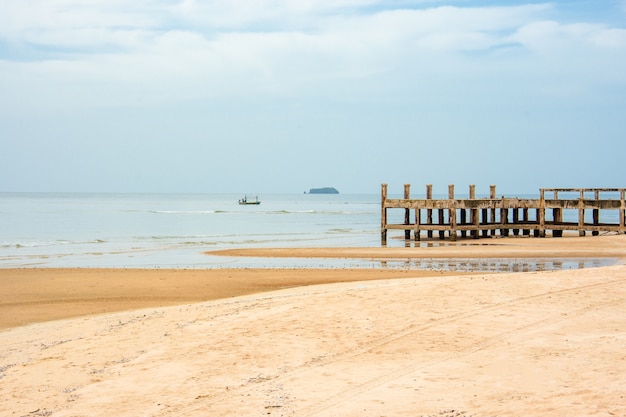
[208,232,626,260]
[1,235,625,416]
[0,268,432,330]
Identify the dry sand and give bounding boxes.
[1,235,625,416]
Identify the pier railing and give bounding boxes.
[381,184,626,244]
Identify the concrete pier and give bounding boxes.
[381,184,626,244]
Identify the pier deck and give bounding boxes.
[381,184,626,243]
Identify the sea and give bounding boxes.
[0,192,618,270]
[0,192,384,269]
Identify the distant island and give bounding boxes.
[306,187,339,194]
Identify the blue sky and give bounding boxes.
[1,0,625,194]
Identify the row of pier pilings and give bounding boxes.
[381,183,626,244]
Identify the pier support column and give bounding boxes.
[593,190,600,236]
[460,207,467,239]
[553,208,563,237]
[534,207,541,237]
[537,188,546,237]
[459,184,469,239]
[553,190,563,237]
[404,184,411,240]
[438,209,445,240]
[481,207,489,238]
[578,189,586,237]
[500,196,509,237]
[523,208,530,236]
[470,185,479,239]
[618,190,626,233]
[381,183,388,245]
[448,184,457,241]
[426,184,433,239]
[437,185,445,240]
[489,185,496,237]
[414,204,421,241]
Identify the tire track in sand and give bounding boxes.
[299,294,625,416]
[174,275,626,416]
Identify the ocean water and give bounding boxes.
[1,192,619,269]
[0,193,383,268]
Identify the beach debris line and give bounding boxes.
[381,183,626,244]
[419,410,475,417]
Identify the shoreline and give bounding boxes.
[3,235,626,330]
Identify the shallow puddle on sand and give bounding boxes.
[201,255,618,272]
[377,257,617,272]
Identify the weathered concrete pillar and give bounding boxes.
[481,203,489,238]
[539,189,546,238]
[523,208,530,236]
[448,184,456,241]
[593,190,600,236]
[553,190,563,237]
[414,202,421,242]
[404,184,411,240]
[460,205,467,239]
[621,190,626,235]
[470,184,479,239]
[500,196,509,237]
[534,206,541,237]
[381,183,388,245]
[578,189,586,237]
[490,185,496,237]
[426,184,433,239]
[438,185,446,239]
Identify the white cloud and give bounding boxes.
[172,0,381,29]
[512,20,626,51]
[0,1,625,112]
[0,1,160,40]
[589,27,626,48]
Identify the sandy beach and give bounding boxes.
[1,235,625,416]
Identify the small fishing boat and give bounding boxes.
[238,195,261,205]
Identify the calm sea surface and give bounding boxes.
[0,193,384,268]
[0,192,618,269]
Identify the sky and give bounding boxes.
[1,0,625,195]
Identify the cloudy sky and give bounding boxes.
[1,0,625,194]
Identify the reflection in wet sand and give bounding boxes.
[378,258,616,272]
